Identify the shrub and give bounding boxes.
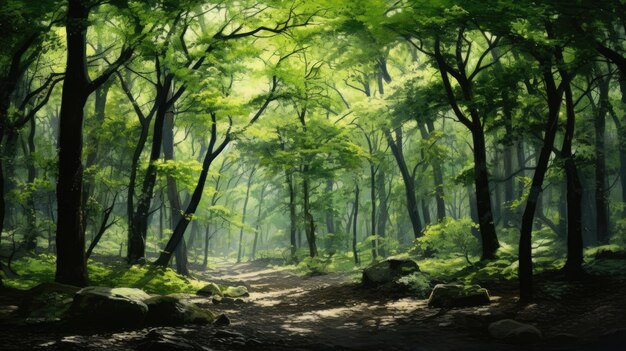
[416,217,480,264]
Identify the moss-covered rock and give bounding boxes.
[68,287,151,328]
[196,282,222,297]
[427,283,490,308]
[362,258,420,286]
[221,285,249,297]
[19,282,80,322]
[145,295,214,326]
[488,319,542,343]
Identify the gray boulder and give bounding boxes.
[488,319,542,343]
[68,287,151,328]
[362,258,420,286]
[427,284,490,308]
[145,295,214,326]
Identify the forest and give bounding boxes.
[0,0,625,350]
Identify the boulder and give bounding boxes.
[68,287,151,328]
[145,295,214,326]
[488,319,542,343]
[362,258,420,286]
[427,284,490,308]
[214,313,231,326]
[19,282,80,322]
[196,282,222,297]
[221,285,249,298]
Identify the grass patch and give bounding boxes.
[3,254,207,295]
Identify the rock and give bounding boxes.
[362,258,420,286]
[214,313,230,326]
[212,296,245,305]
[19,282,80,322]
[137,329,210,351]
[145,295,214,326]
[595,250,626,260]
[68,287,151,328]
[221,285,249,297]
[427,284,490,308]
[488,319,542,343]
[197,283,223,297]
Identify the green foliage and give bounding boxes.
[416,217,479,264]
[396,272,432,298]
[3,254,206,295]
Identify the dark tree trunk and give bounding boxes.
[376,171,389,256]
[325,180,335,235]
[302,171,317,257]
[472,127,500,259]
[287,171,297,261]
[426,121,446,221]
[519,66,563,302]
[128,76,172,264]
[202,223,211,269]
[85,195,117,259]
[369,165,377,260]
[22,117,38,250]
[55,0,91,286]
[162,89,188,275]
[385,129,422,238]
[594,73,610,243]
[561,83,583,276]
[352,184,360,264]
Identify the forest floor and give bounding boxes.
[0,259,625,350]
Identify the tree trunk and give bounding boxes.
[251,184,265,261]
[325,180,335,235]
[561,82,584,276]
[385,129,422,238]
[55,0,91,286]
[426,121,446,221]
[302,170,317,257]
[519,67,563,302]
[376,170,389,257]
[162,87,188,275]
[594,73,610,243]
[22,116,38,250]
[128,76,172,264]
[369,165,377,260]
[352,184,360,264]
[237,167,255,263]
[287,171,297,261]
[472,127,500,259]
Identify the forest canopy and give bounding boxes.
[1,0,626,310]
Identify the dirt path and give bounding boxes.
[0,260,625,350]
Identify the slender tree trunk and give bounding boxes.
[22,117,38,250]
[369,165,377,260]
[325,180,335,235]
[302,170,317,257]
[376,171,388,257]
[287,171,297,261]
[353,184,360,264]
[561,82,584,276]
[472,127,500,259]
[128,76,172,264]
[162,87,188,275]
[426,121,446,221]
[251,184,265,261]
[202,223,211,269]
[385,129,422,238]
[594,74,610,243]
[519,67,563,302]
[237,167,255,263]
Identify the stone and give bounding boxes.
[68,287,151,328]
[427,284,490,308]
[19,282,80,322]
[197,283,223,297]
[488,319,542,343]
[214,313,230,326]
[362,258,420,286]
[145,295,214,326]
[221,285,249,297]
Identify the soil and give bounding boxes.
[0,259,625,350]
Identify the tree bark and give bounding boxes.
[352,184,360,264]
[237,167,255,263]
